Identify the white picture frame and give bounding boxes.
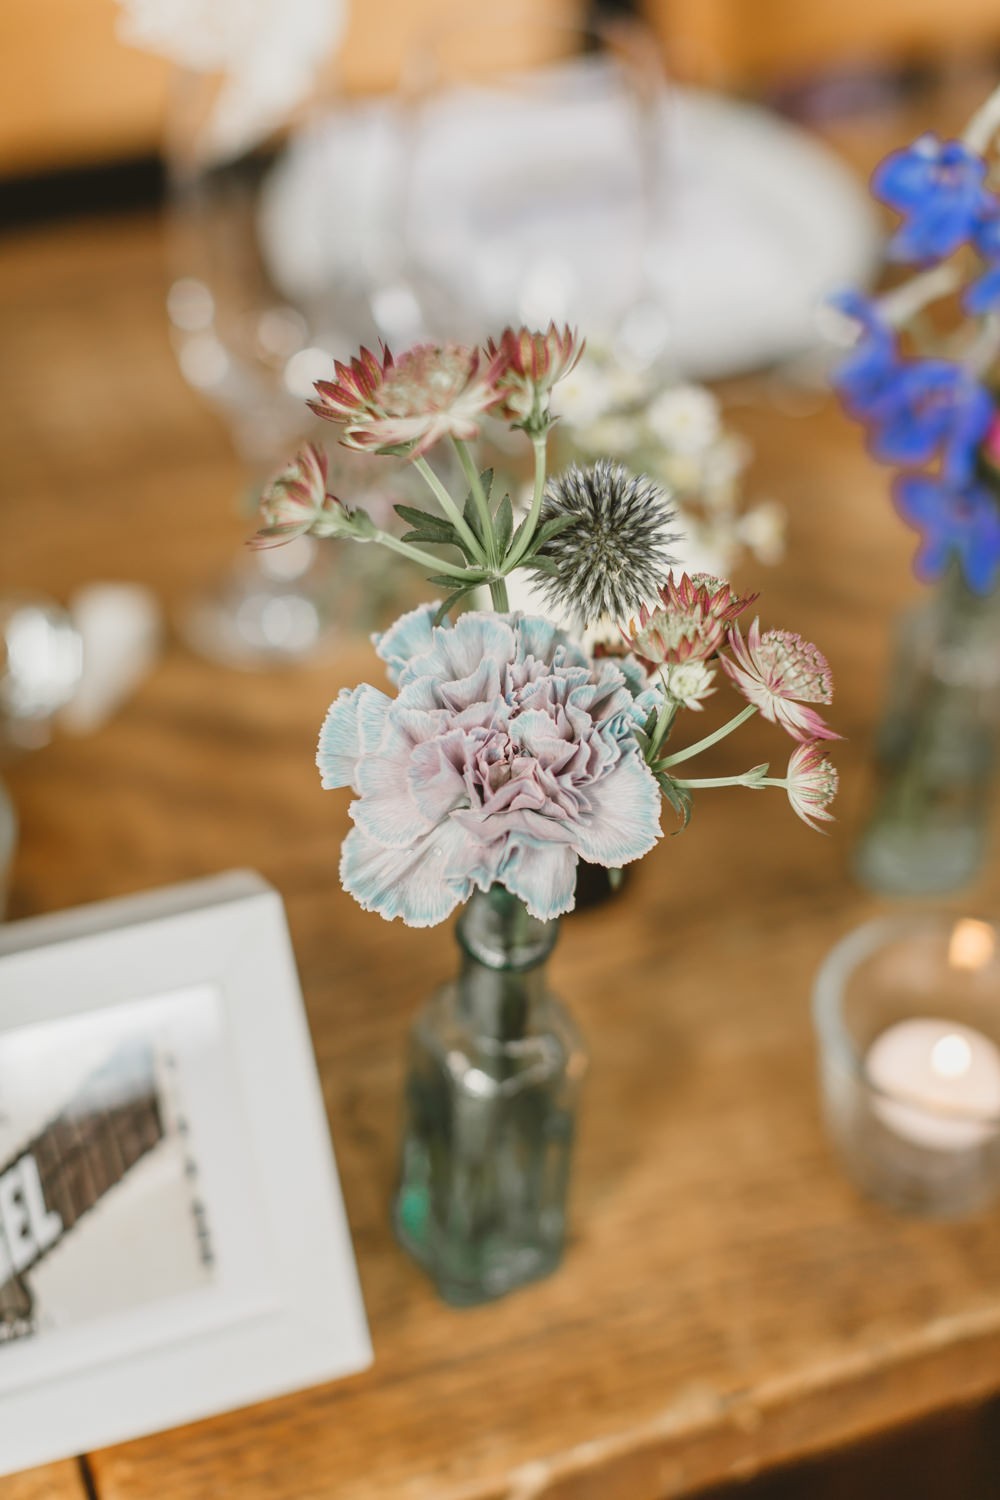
[0,871,372,1476]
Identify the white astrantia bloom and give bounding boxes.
[664,660,716,710]
[118,0,348,162]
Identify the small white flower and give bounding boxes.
[664,660,716,710]
[579,415,645,457]
[646,385,721,455]
[550,361,613,430]
[738,501,787,566]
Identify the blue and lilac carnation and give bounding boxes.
[317,607,663,926]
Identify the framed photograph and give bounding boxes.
[0,871,371,1476]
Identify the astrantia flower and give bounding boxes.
[316,607,662,925]
[894,475,1000,594]
[527,460,679,629]
[720,619,838,742]
[663,661,716,711]
[486,323,583,434]
[624,572,756,673]
[309,342,499,457]
[249,443,355,549]
[785,742,839,831]
[872,134,997,263]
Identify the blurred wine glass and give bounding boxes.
[379,3,672,368]
[164,30,406,666]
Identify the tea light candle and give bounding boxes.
[867,1019,1000,1152]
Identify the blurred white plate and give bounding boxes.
[259,69,878,379]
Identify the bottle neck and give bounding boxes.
[455,887,558,1042]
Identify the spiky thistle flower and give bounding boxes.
[308,342,501,457]
[527,460,680,628]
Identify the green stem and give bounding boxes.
[412,456,485,562]
[489,578,510,611]
[671,771,765,790]
[646,681,678,762]
[373,530,470,580]
[659,704,758,768]
[452,439,496,564]
[504,433,548,571]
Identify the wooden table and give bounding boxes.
[4,103,1000,1500]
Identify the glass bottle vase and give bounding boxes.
[392,886,586,1306]
[854,572,1000,896]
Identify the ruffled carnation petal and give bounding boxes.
[353,721,435,847]
[339,822,472,927]
[375,603,440,684]
[317,684,391,790]
[500,840,579,921]
[571,752,662,865]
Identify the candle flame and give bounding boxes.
[948,918,995,972]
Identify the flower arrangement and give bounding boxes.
[253,324,839,926]
[830,87,1000,593]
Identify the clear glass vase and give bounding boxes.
[393,886,586,1306]
[855,571,1000,896]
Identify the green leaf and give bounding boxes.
[657,774,693,831]
[426,570,488,589]
[745,762,770,787]
[495,493,514,557]
[530,513,576,550]
[524,555,560,578]
[433,587,476,626]
[461,468,494,544]
[393,503,455,539]
[400,528,459,547]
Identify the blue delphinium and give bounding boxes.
[831,294,993,477]
[872,134,998,263]
[829,292,902,422]
[876,363,993,471]
[967,215,1000,314]
[895,476,1000,593]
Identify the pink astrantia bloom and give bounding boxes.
[785,741,839,830]
[624,572,756,673]
[720,618,839,742]
[485,323,583,433]
[249,443,352,549]
[308,342,500,457]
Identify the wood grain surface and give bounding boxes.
[0,1464,88,1500]
[3,102,1000,1499]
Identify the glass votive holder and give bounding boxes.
[0,779,16,919]
[812,914,1000,1218]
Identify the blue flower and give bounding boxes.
[966,215,1000,314]
[872,134,996,263]
[894,475,1000,593]
[875,363,994,476]
[829,292,902,422]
